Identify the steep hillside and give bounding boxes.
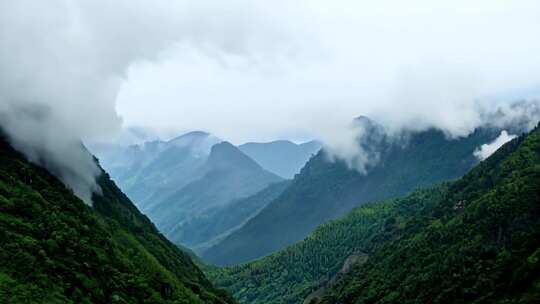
[207,188,442,304]
[204,126,502,265]
[208,123,540,304]
[318,122,540,304]
[169,181,291,253]
[239,140,321,178]
[146,142,283,248]
[0,136,235,304]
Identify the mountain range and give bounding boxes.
[91,132,320,252]
[145,142,283,250]
[2,116,539,304]
[207,123,540,304]
[93,131,223,210]
[202,119,508,265]
[0,134,235,303]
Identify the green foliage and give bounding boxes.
[0,137,235,304]
[208,124,540,304]
[206,188,445,304]
[204,128,500,265]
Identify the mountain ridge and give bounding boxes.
[0,134,236,303]
[145,141,283,249]
[207,122,540,304]
[203,126,503,265]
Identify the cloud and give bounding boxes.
[2,0,540,197]
[116,0,540,145]
[0,0,308,202]
[0,0,196,203]
[474,130,517,161]
[113,0,540,171]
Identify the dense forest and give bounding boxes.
[204,125,501,265]
[2,1,539,304]
[0,135,235,304]
[207,123,540,304]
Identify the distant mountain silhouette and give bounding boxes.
[93,132,282,250]
[203,122,505,265]
[239,140,321,178]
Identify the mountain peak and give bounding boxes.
[207,142,286,179]
[208,141,260,170]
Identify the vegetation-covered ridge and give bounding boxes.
[208,122,540,304]
[204,127,501,266]
[0,136,236,303]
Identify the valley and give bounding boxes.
[2,2,540,303]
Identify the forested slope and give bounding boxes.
[320,123,540,304]
[204,126,501,265]
[208,123,540,304]
[0,136,235,304]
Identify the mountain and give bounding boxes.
[168,180,291,253]
[203,123,506,266]
[238,140,321,179]
[0,135,235,303]
[92,132,283,250]
[208,122,540,304]
[314,122,540,303]
[92,131,222,211]
[145,142,283,248]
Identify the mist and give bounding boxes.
[117,0,540,145]
[0,0,190,203]
[2,1,540,201]
[115,0,540,171]
[474,130,517,161]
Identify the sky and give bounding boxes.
[115,0,540,144]
[1,0,540,202]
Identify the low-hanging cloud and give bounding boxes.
[2,0,540,199]
[113,0,540,172]
[474,130,517,161]
[0,0,287,203]
[0,0,320,203]
[116,0,540,144]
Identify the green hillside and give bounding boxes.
[0,136,235,304]
[207,123,540,304]
[203,126,501,265]
[320,123,540,304]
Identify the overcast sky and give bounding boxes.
[115,0,540,144]
[1,0,540,201]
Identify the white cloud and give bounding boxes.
[474,130,517,161]
[1,0,540,198]
[0,0,211,203]
[117,0,540,144]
